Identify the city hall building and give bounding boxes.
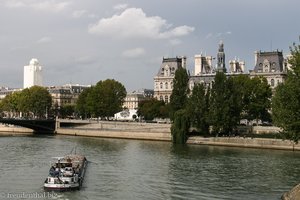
[154,42,289,102]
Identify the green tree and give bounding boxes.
[248,76,272,124]
[209,72,227,135]
[272,40,300,143]
[60,104,76,118]
[169,67,189,120]
[209,72,241,136]
[76,87,92,118]
[137,98,168,120]
[86,79,126,119]
[27,86,52,118]
[186,83,209,134]
[231,74,252,122]
[171,109,190,144]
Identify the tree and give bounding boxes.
[209,72,227,135]
[85,79,126,119]
[248,76,272,124]
[272,40,300,143]
[186,83,209,134]
[171,109,190,144]
[169,67,189,120]
[60,104,75,118]
[137,98,168,120]
[209,72,241,136]
[76,87,92,118]
[231,74,252,122]
[27,86,52,118]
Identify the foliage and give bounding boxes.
[0,86,52,118]
[186,83,209,134]
[27,86,52,118]
[76,87,92,118]
[78,79,126,119]
[169,67,189,120]
[60,104,76,118]
[247,76,272,123]
[137,98,169,120]
[272,40,300,143]
[171,109,190,144]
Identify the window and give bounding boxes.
[160,82,163,89]
[271,79,275,87]
[165,82,168,89]
[160,96,163,101]
[165,95,169,103]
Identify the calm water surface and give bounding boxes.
[0,134,299,200]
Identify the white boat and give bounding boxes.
[44,155,88,191]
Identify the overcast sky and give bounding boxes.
[0,0,299,91]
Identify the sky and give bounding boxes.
[0,0,300,92]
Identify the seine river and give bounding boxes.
[0,134,299,200]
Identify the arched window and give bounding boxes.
[165,82,168,89]
[165,95,169,103]
[170,82,173,89]
[271,79,275,87]
[160,82,163,89]
[160,96,163,101]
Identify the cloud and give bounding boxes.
[36,36,52,44]
[113,4,128,11]
[88,8,194,40]
[122,48,146,58]
[4,0,70,12]
[72,10,87,18]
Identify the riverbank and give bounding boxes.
[1,121,299,151]
[0,124,33,136]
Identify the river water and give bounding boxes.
[0,134,299,200]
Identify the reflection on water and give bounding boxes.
[0,135,299,200]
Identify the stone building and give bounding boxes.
[249,50,288,89]
[123,89,154,109]
[154,42,289,102]
[48,84,90,109]
[153,56,186,103]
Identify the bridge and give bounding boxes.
[0,118,56,134]
[0,118,91,134]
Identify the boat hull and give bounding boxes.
[44,155,88,192]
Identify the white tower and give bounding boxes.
[23,58,43,88]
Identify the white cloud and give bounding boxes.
[72,10,87,18]
[122,48,146,58]
[88,8,194,40]
[36,36,52,44]
[5,0,70,12]
[113,4,128,11]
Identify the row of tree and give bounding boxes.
[0,86,52,118]
[0,79,127,120]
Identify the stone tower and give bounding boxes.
[217,41,226,73]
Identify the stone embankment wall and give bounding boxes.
[282,184,300,200]
[57,121,172,141]
[0,124,33,136]
[187,136,300,151]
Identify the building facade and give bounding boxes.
[48,84,90,109]
[153,56,186,103]
[249,50,288,89]
[123,89,154,109]
[23,58,43,89]
[154,42,288,102]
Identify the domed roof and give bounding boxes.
[29,58,39,65]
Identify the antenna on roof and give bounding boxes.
[270,40,273,51]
